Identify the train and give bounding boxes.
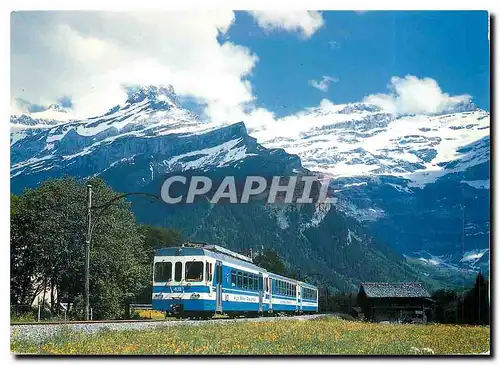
[152,243,318,318]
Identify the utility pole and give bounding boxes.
[84,184,92,321]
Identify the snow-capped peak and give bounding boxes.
[252,102,489,188]
[125,84,180,109]
[10,106,75,126]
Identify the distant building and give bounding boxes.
[357,282,434,323]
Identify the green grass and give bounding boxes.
[11,317,490,355]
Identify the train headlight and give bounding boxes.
[190,293,200,299]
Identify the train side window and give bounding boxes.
[237,272,242,288]
[174,262,182,281]
[231,270,236,287]
[185,261,203,282]
[205,262,213,282]
[248,275,253,290]
[154,262,172,282]
[265,278,269,292]
[243,273,248,289]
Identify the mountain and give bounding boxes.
[11,85,424,292]
[251,102,490,275]
[11,104,77,146]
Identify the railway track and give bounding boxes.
[11,314,326,345]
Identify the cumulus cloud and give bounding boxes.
[14,96,73,114]
[363,75,472,115]
[248,11,324,38]
[57,96,73,109]
[11,11,327,121]
[309,75,339,92]
[10,11,260,121]
[15,98,47,113]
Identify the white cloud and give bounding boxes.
[11,11,327,123]
[309,75,339,92]
[318,98,336,110]
[363,75,471,115]
[11,11,258,121]
[248,11,324,38]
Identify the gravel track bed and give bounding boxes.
[11,314,326,344]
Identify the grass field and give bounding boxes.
[11,317,490,355]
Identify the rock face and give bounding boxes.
[10,84,488,289]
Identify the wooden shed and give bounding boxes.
[357,282,433,323]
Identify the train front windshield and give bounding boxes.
[154,262,172,282]
[153,259,205,283]
[185,261,203,282]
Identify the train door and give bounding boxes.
[258,273,263,313]
[215,260,223,313]
[295,284,299,312]
[268,277,273,313]
[298,285,303,312]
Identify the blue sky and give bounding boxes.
[226,11,490,117]
[11,11,489,121]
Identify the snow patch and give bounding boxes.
[461,180,490,189]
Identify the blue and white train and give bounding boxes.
[152,243,318,317]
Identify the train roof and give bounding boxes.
[267,272,317,289]
[155,246,263,272]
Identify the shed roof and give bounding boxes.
[360,282,431,298]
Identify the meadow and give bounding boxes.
[11,317,489,355]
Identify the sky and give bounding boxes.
[10,11,490,124]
